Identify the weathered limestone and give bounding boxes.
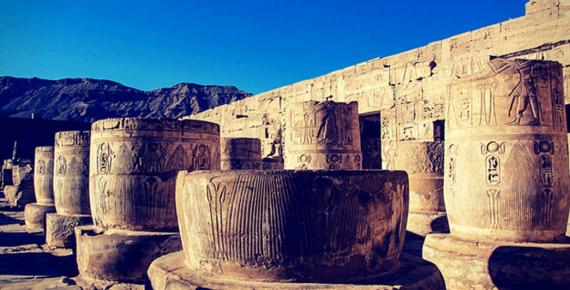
[46,131,92,248]
[148,169,444,289]
[24,147,55,231]
[424,58,570,289]
[76,118,220,286]
[221,137,262,170]
[284,100,362,169]
[394,139,447,236]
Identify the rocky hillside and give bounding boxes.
[0,76,252,122]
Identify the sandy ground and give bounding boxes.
[0,197,80,290]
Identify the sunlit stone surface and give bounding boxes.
[24,147,55,231]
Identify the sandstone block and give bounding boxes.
[45,212,92,248]
[75,225,181,285]
[24,202,55,231]
[423,233,570,290]
[148,251,444,290]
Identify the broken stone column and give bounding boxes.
[24,147,56,231]
[45,131,92,248]
[423,58,570,289]
[284,100,362,169]
[395,138,447,236]
[220,137,262,170]
[75,118,220,287]
[4,159,34,207]
[148,170,445,289]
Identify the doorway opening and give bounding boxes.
[359,112,381,169]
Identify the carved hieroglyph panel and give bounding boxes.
[90,118,220,232]
[220,138,262,170]
[445,58,570,243]
[34,146,54,205]
[176,170,408,283]
[54,131,90,216]
[284,101,362,170]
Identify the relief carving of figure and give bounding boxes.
[193,144,211,170]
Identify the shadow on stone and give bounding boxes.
[487,240,570,290]
[430,215,449,234]
[0,212,22,226]
[0,231,44,247]
[403,231,426,258]
[0,252,78,277]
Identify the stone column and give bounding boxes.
[221,137,262,170]
[394,136,447,236]
[423,58,570,289]
[284,100,362,169]
[75,118,220,287]
[24,147,56,231]
[45,131,92,248]
[148,98,446,289]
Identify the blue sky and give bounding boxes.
[0,0,526,94]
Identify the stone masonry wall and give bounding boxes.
[186,0,570,169]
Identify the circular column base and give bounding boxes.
[74,225,181,286]
[24,203,55,231]
[423,233,570,290]
[148,251,445,290]
[45,213,92,248]
[406,211,448,236]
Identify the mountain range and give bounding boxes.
[0,76,252,122]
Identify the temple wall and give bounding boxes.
[186,0,570,167]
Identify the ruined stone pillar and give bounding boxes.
[148,170,444,289]
[45,131,92,248]
[423,58,570,289]
[75,118,220,287]
[24,147,56,231]
[395,138,447,236]
[284,100,362,169]
[221,137,262,170]
[4,159,34,207]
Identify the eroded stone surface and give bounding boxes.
[423,233,570,290]
[176,170,408,282]
[221,138,262,170]
[75,225,181,285]
[45,212,91,248]
[54,131,90,216]
[284,101,362,170]
[395,140,447,236]
[445,58,570,243]
[89,118,220,232]
[148,251,444,290]
[24,202,55,232]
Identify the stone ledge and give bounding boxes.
[423,233,570,290]
[148,251,444,290]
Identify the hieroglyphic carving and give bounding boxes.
[446,59,570,242]
[90,118,220,232]
[285,101,361,170]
